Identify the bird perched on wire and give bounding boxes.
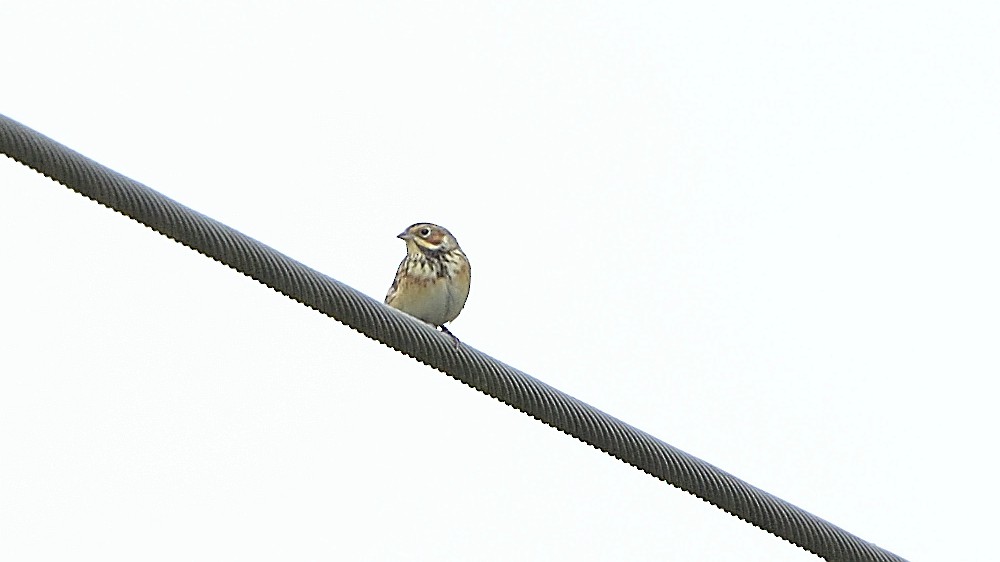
[385,223,471,344]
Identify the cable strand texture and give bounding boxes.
[1,114,907,562]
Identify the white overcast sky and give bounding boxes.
[2,2,998,561]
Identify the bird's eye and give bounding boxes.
[419,227,431,237]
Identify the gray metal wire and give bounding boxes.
[1,113,907,562]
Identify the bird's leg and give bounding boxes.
[439,325,461,348]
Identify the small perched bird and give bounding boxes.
[385,223,471,342]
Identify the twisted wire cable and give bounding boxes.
[1,114,907,562]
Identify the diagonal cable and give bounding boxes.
[1,114,907,562]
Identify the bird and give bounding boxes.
[385,223,471,344]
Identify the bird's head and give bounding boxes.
[398,223,460,254]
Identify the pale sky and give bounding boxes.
[3,2,998,560]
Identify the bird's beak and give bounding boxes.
[397,231,412,240]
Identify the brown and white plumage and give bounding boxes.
[385,223,471,338]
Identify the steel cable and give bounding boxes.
[1,114,907,562]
